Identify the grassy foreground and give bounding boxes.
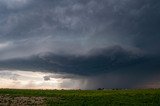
[0,89,160,106]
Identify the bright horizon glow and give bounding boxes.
[0,70,83,89]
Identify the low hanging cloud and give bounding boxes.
[0,45,145,75]
[0,0,160,89]
[43,73,82,81]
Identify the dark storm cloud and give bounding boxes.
[1,45,160,89]
[0,0,159,59]
[0,0,159,58]
[0,45,157,75]
[0,0,160,89]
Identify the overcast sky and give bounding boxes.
[0,0,160,89]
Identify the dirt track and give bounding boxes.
[0,95,46,106]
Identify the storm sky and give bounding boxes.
[0,0,160,89]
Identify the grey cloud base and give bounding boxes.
[0,46,160,89]
[0,46,159,76]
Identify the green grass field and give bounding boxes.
[0,89,160,106]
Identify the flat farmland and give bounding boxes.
[0,89,160,106]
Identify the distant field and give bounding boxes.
[0,89,160,106]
